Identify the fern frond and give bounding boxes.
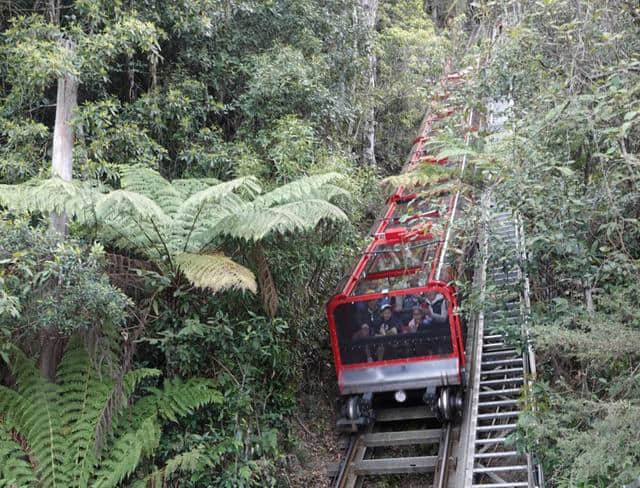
[169,177,261,252]
[180,177,261,211]
[127,378,222,427]
[255,172,346,207]
[0,178,98,223]
[171,178,221,199]
[213,199,348,241]
[94,367,161,455]
[91,416,160,488]
[0,426,37,488]
[119,166,183,216]
[382,164,457,189]
[153,378,223,423]
[96,190,171,228]
[175,253,257,293]
[95,191,172,258]
[131,447,212,488]
[56,343,114,488]
[7,350,68,487]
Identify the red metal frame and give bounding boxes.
[327,282,465,379]
[326,69,468,395]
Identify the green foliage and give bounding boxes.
[375,0,450,169]
[1,168,349,295]
[0,218,130,342]
[0,343,221,487]
[143,312,293,486]
[471,1,640,485]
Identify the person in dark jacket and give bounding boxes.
[356,289,381,328]
[374,304,400,336]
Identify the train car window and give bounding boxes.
[334,297,453,366]
[353,270,429,296]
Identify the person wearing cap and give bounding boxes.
[373,303,401,361]
[374,303,400,336]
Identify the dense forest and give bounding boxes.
[0,0,639,487]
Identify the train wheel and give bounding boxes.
[437,387,463,422]
[346,396,360,421]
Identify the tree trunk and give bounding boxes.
[252,243,278,318]
[361,0,378,166]
[584,285,594,315]
[50,43,78,234]
[42,40,77,380]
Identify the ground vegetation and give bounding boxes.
[0,0,450,486]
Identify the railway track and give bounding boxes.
[331,407,455,488]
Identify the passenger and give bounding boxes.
[401,276,421,311]
[378,248,401,271]
[375,304,400,336]
[352,323,371,340]
[357,290,381,327]
[374,304,401,360]
[425,291,448,325]
[403,306,430,333]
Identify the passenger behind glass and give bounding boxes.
[352,323,371,340]
[402,306,430,333]
[425,290,448,325]
[374,304,400,336]
[374,304,400,361]
[396,276,421,314]
[356,289,381,328]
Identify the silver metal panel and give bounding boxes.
[339,358,460,394]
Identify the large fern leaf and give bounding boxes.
[0,178,98,224]
[0,426,37,488]
[174,253,257,293]
[212,199,348,241]
[91,416,161,488]
[171,178,221,199]
[8,350,68,488]
[119,166,183,216]
[56,344,114,488]
[255,172,347,207]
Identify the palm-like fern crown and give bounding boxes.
[0,167,350,293]
[0,344,221,488]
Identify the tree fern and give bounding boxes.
[0,168,350,298]
[0,343,221,488]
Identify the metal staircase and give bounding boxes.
[459,207,543,488]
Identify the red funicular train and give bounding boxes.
[327,72,470,428]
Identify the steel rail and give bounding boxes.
[434,109,474,282]
[331,416,453,488]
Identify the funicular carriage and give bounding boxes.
[327,72,469,428]
[327,191,466,427]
